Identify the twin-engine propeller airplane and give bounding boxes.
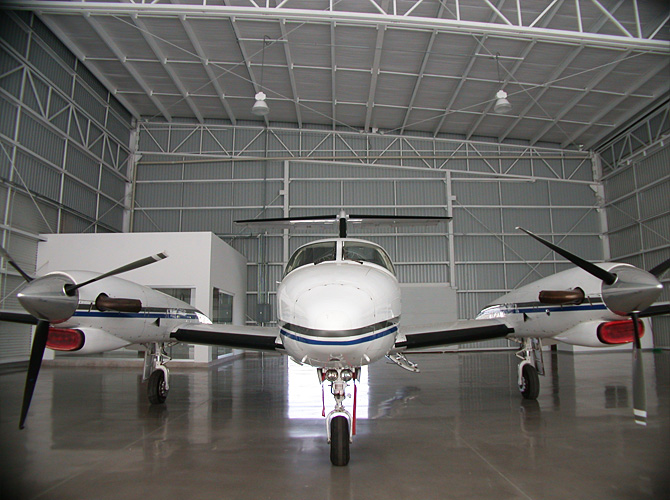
[1,211,668,466]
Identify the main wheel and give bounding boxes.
[330,416,350,466]
[148,369,168,405]
[519,364,539,400]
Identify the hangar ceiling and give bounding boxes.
[5,1,670,151]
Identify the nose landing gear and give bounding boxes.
[320,367,359,466]
[143,342,171,404]
[515,338,543,400]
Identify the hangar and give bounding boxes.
[0,1,668,498]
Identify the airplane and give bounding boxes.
[1,211,668,466]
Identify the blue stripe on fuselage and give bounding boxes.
[281,324,398,346]
[73,311,198,320]
[504,303,608,315]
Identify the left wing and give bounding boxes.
[171,323,282,351]
[394,319,513,350]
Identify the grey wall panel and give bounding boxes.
[501,180,549,206]
[65,142,100,187]
[62,177,97,219]
[550,208,600,234]
[13,150,61,200]
[453,181,501,206]
[135,183,184,208]
[500,207,552,233]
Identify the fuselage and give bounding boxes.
[277,238,401,368]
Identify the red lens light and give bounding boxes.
[597,320,644,345]
[47,328,85,351]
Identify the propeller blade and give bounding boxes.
[637,303,670,318]
[630,312,646,426]
[19,320,49,429]
[517,228,616,285]
[0,246,33,283]
[64,252,168,296]
[648,257,670,278]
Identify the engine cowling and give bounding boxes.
[47,327,130,354]
[552,319,646,347]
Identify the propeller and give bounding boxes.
[517,228,669,426]
[0,247,168,429]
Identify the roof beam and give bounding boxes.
[84,14,172,120]
[499,0,625,142]
[364,22,387,132]
[17,2,670,53]
[571,60,670,149]
[529,49,632,146]
[433,0,506,137]
[226,14,269,127]
[179,15,237,125]
[279,20,302,127]
[400,2,445,134]
[34,13,141,120]
[131,15,204,123]
[465,41,536,140]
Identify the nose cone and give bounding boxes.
[17,274,79,323]
[279,262,401,330]
[602,266,663,316]
[295,283,375,331]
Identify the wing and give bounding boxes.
[171,323,282,351]
[394,319,513,350]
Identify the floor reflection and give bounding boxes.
[1,350,668,500]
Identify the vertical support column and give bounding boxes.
[282,160,290,263]
[591,152,611,261]
[445,171,456,287]
[123,122,140,233]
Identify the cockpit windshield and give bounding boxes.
[342,241,395,274]
[284,241,336,276]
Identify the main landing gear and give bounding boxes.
[319,367,360,466]
[143,343,171,404]
[515,338,543,400]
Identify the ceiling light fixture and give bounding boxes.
[493,53,512,114]
[252,35,270,117]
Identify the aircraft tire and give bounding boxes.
[520,364,539,400]
[330,416,350,466]
[148,370,168,405]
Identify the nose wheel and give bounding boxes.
[330,415,350,466]
[321,367,358,466]
[516,338,543,400]
[143,343,171,405]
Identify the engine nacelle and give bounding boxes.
[47,327,130,354]
[553,319,646,348]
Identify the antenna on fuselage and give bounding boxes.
[338,209,348,238]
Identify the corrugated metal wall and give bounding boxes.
[602,144,670,347]
[0,12,133,363]
[134,122,601,349]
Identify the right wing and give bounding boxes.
[171,323,282,351]
[394,319,513,351]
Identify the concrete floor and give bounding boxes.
[1,350,668,500]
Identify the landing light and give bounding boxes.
[325,369,339,382]
[341,369,354,381]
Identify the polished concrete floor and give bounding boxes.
[1,350,668,500]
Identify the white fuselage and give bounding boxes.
[277,238,401,368]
